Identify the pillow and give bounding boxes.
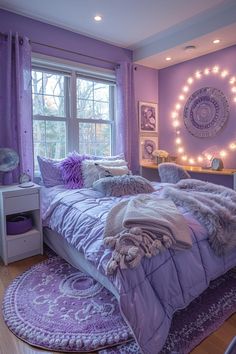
[82,159,128,188]
[158,163,191,184]
[60,152,90,189]
[37,156,64,187]
[93,153,125,161]
[96,164,131,178]
[93,175,155,197]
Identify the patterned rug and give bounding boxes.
[2,256,236,353]
[2,256,132,352]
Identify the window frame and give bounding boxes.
[31,60,116,165]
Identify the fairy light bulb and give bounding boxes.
[221,70,228,78]
[189,158,195,164]
[220,150,227,157]
[231,87,236,93]
[172,111,178,119]
[182,155,187,161]
[229,142,236,150]
[176,130,180,135]
[197,156,203,162]
[183,86,189,92]
[229,77,236,84]
[173,120,180,128]
[178,147,184,153]
[179,95,185,100]
[175,137,181,145]
[195,71,201,79]
[233,97,236,102]
[212,66,219,73]
[204,68,210,75]
[175,103,181,110]
[187,77,193,84]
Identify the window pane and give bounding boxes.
[33,120,66,171]
[94,101,109,120]
[32,93,44,115]
[94,82,109,102]
[45,121,66,158]
[79,123,111,156]
[77,79,93,100]
[32,71,43,94]
[43,73,64,96]
[32,70,66,117]
[77,99,93,119]
[77,78,111,120]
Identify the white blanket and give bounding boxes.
[103,194,192,274]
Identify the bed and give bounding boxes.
[41,182,236,354]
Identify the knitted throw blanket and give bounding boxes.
[103,194,192,274]
[161,179,236,256]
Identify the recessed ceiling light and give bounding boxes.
[94,15,102,22]
[166,57,172,61]
[213,39,220,44]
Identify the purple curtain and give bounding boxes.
[0,32,33,183]
[115,62,139,173]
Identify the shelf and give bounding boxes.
[140,162,236,176]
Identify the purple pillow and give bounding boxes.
[60,152,90,189]
[37,156,64,187]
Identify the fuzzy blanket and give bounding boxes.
[103,194,192,274]
[161,179,236,256]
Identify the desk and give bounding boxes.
[140,162,236,190]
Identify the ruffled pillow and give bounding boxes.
[60,152,90,189]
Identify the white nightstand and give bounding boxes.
[0,184,43,265]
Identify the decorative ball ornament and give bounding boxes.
[171,66,236,165]
[183,87,229,138]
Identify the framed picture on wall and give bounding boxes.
[139,101,158,133]
[140,135,158,163]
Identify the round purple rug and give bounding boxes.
[2,256,132,352]
[3,255,236,354]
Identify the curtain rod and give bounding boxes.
[0,31,118,67]
[32,41,118,66]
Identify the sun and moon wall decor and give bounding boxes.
[171,66,236,165]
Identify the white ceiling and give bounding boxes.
[0,0,236,69]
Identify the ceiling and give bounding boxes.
[0,0,236,69]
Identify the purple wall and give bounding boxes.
[0,9,132,69]
[134,64,159,172]
[159,45,236,169]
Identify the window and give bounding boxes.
[32,63,115,171]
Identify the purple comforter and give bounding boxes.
[41,183,236,354]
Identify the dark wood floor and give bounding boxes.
[0,255,235,354]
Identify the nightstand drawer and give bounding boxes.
[7,231,41,258]
[5,194,39,215]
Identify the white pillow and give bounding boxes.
[82,159,128,188]
[98,165,131,177]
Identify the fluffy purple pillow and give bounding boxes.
[60,152,90,189]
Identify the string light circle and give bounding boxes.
[171,66,236,165]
